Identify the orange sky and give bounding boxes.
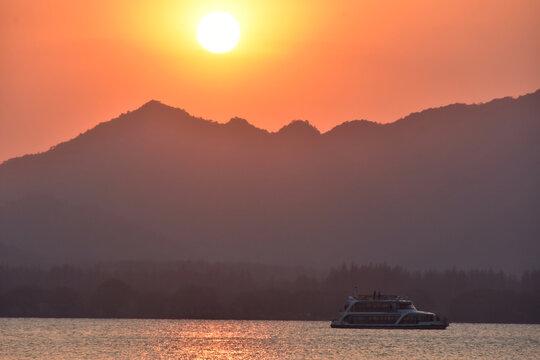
[1,0,539,162]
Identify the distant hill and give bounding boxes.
[1,91,539,271]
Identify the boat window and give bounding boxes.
[351,302,394,312]
[345,315,399,324]
[399,314,435,324]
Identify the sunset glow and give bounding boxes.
[0,0,539,162]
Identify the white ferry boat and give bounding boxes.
[331,293,449,329]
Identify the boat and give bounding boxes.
[330,293,449,329]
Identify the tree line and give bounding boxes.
[0,261,538,323]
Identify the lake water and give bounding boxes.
[1,319,539,359]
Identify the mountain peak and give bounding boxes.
[277,120,320,137]
[224,117,269,136]
[226,117,253,127]
[139,99,167,110]
[132,100,191,121]
[326,119,381,136]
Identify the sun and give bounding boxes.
[197,12,240,54]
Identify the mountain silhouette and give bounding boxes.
[1,91,539,271]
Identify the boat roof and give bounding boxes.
[349,294,410,301]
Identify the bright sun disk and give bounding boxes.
[197,12,240,53]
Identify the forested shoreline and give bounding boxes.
[1,262,538,323]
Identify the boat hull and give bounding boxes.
[330,323,449,330]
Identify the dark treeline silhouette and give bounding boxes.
[1,262,538,323]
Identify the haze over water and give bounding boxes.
[1,319,539,359]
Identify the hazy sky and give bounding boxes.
[1,0,539,162]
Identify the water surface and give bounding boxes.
[1,319,539,359]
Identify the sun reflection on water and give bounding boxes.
[1,319,539,359]
[149,320,280,359]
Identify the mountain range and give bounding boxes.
[1,90,539,271]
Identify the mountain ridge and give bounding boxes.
[1,89,538,271]
[4,89,538,167]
